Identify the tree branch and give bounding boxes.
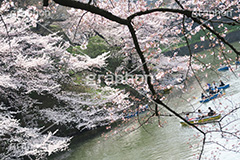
[128,8,192,21]
[72,11,88,42]
[191,17,240,55]
[0,15,11,51]
[53,0,128,25]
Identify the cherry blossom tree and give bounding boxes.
[0,1,133,159]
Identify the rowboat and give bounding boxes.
[206,84,230,92]
[218,84,230,90]
[200,91,222,103]
[124,105,149,119]
[180,114,221,126]
[218,66,228,71]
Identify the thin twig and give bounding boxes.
[0,15,11,51]
[72,11,88,42]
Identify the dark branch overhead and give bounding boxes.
[52,0,194,25]
[53,0,129,25]
[128,8,192,21]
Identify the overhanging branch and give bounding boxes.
[53,0,129,25]
[191,17,240,55]
[128,8,192,21]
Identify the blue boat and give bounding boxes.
[218,66,229,71]
[206,84,230,92]
[200,91,222,103]
[218,84,230,90]
[124,105,149,119]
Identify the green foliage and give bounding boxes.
[106,56,124,72]
[193,41,240,67]
[160,24,239,53]
[63,72,93,93]
[48,24,62,32]
[66,46,84,56]
[67,36,109,58]
[67,36,123,72]
[84,36,109,58]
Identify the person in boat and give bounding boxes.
[209,88,217,95]
[212,81,218,92]
[201,93,208,99]
[207,107,216,116]
[207,83,211,90]
[219,80,225,87]
[235,57,240,65]
[185,113,190,121]
[197,109,205,119]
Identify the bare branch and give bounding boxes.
[224,16,240,25]
[182,15,206,93]
[72,11,88,42]
[199,135,206,160]
[206,141,240,153]
[191,17,240,56]
[208,20,240,26]
[0,15,11,51]
[53,0,129,25]
[174,0,184,9]
[128,8,192,21]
